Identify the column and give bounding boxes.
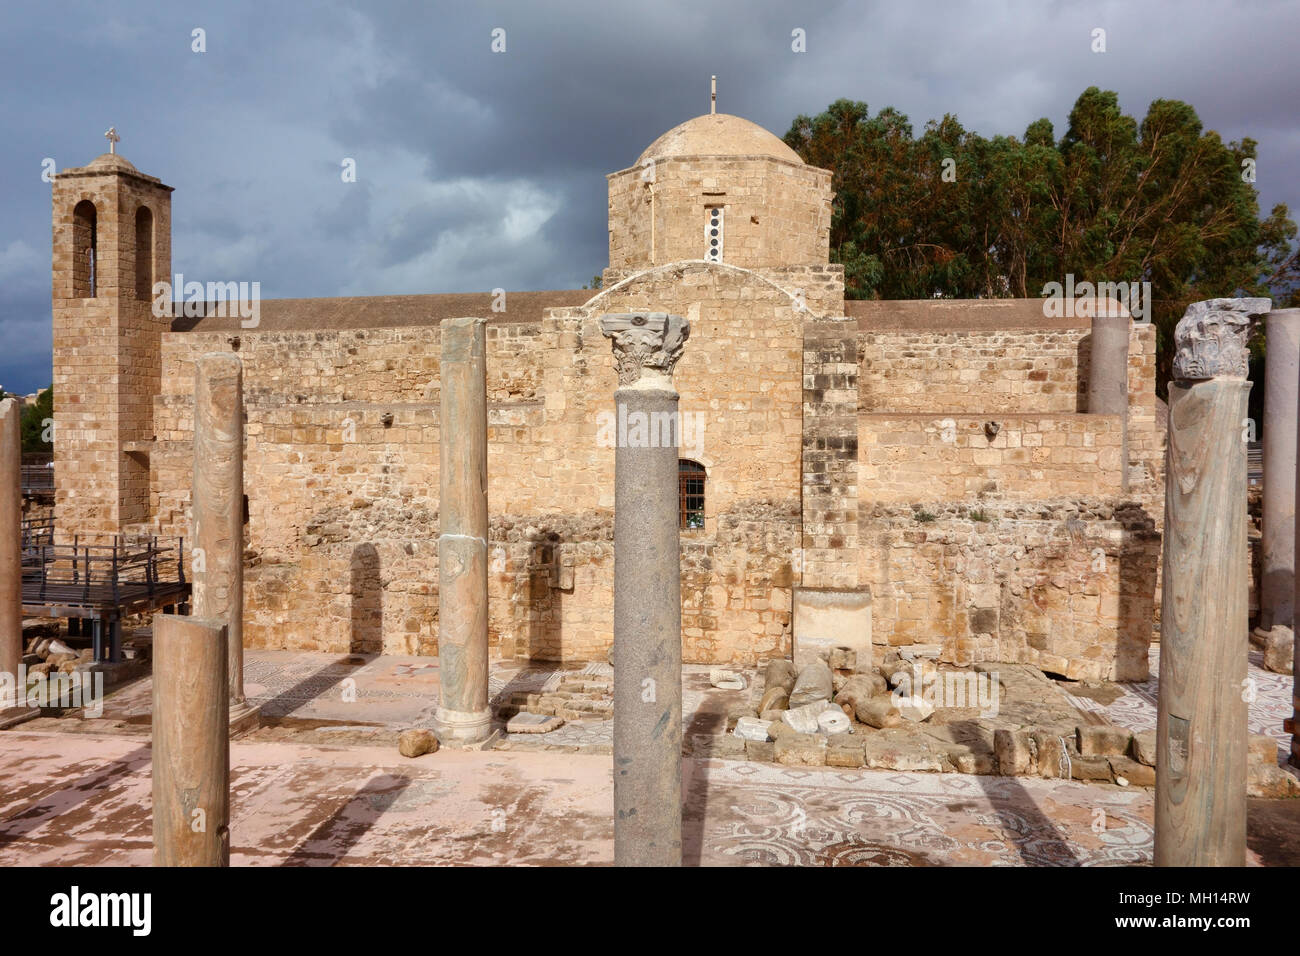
[433,317,492,745]
[1089,307,1131,491]
[192,353,258,733]
[1261,309,1300,632]
[152,614,229,866]
[1156,296,1269,867]
[0,400,21,708]
[601,311,689,867]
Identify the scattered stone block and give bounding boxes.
[833,673,887,715]
[817,709,851,735]
[1076,723,1131,757]
[1257,626,1294,675]
[1068,754,1113,781]
[709,669,746,690]
[856,694,902,729]
[1131,730,1158,767]
[861,736,945,772]
[767,719,799,740]
[826,738,866,768]
[692,734,747,759]
[745,739,775,762]
[398,728,439,758]
[1108,756,1155,787]
[788,658,833,708]
[947,746,995,775]
[774,733,827,766]
[900,644,943,660]
[733,716,773,742]
[1032,731,1073,779]
[763,659,798,695]
[506,712,565,734]
[994,729,1035,776]
[1249,734,1281,767]
[758,686,789,712]
[895,695,934,722]
[782,701,825,734]
[1247,762,1300,797]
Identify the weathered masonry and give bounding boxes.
[50,112,1164,679]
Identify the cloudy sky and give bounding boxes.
[2,0,1297,394]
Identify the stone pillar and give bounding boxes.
[192,353,258,734]
[0,400,21,702]
[601,311,689,867]
[1089,308,1131,491]
[1261,309,1300,632]
[152,613,229,866]
[1155,297,1269,867]
[433,317,492,746]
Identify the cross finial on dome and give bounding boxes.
[710,76,716,115]
[104,127,120,154]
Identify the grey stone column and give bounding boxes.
[1089,308,1131,491]
[1155,297,1269,867]
[192,353,258,734]
[0,400,21,701]
[152,613,229,866]
[601,311,689,867]
[433,317,492,745]
[1261,309,1300,632]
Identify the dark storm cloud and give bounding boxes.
[1,0,1297,394]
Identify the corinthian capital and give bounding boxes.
[1173,297,1271,381]
[599,312,690,387]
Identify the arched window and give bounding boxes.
[72,200,96,297]
[135,206,154,300]
[679,460,705,530]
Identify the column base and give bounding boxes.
[229,701,261,738]
[0,705,42,729]
[432,706,494,747]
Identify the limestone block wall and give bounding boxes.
[860,501,1160,681]
[860,414,1125,503]
[607,156,832,270]
[150,262,810,663]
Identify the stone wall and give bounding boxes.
[607,156,832,270]
[860,413,1124,503]
[860,500,1160,681]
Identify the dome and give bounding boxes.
[86,153,138,172]
[636,113,803,167]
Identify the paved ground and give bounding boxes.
[4,644,1296,866]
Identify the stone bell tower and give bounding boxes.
[51,135,173,535]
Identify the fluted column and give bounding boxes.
[601,311,689,867]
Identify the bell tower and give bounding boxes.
[51,136,173,534]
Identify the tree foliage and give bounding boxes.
[784,90,1298,394]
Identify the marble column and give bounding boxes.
[1261,309,1300,632]
[433,317,492,745]
[152,613,229,866]
[192,353,258,734]
[1155,297,1270,867]
[0,400,21,704]
[601,311,689,867]
[1089,308,1131,491]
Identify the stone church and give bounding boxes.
[48,110,1163,680]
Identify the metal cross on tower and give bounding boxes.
[104,127,119,154]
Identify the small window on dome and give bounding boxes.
[704,206,723,262]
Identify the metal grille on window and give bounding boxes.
[679,460,705,530]
[705,207,723,262]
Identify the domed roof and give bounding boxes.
[86,152,138,172]
[636,113,803,167]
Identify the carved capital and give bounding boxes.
[1173,297,1271,381]
[599,312,690,386]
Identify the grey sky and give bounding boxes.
[2,0,1297,394]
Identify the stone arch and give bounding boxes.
[580,260,827,319]
[134,205,154,300]
[72,199,96,298]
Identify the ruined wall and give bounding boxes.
[861,501,1160,682]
